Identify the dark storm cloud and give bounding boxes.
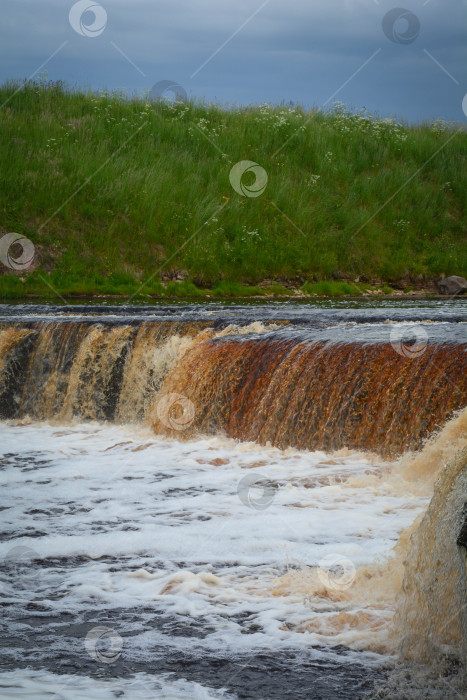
[1,0,466,121]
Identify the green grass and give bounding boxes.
[0,79,466,299]
[301,281,362,296]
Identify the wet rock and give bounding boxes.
[395,270,411,289]
[457,503,467,548]
[437,275,467,296]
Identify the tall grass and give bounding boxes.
[0,80,465,298]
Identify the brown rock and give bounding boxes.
[437,275,467,295]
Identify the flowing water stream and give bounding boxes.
[0,299,466,699]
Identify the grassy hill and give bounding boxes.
[0,80,466,299]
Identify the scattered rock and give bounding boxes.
[257,279,274,288]
[437,275,467,296]
[396,269,411,288]
[161,269,188,282]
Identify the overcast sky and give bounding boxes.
[2,0,466,122]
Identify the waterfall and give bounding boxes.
[0,320,465,456]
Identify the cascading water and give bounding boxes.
[0,320,212,422]
[1,319,466,455]
[152,334,466,455]
[0,301,466,699]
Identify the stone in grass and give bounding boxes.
[437,275,467,295]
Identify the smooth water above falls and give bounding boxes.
[0,300,466,699]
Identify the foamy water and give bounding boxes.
[0,420,432,698]
[0,669,234,699]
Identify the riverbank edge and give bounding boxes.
[1,288,462,302]
[2,272,465,301]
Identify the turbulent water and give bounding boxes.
[0,299,466,699]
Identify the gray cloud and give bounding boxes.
[1,0,466,121]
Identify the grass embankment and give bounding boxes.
[0,80,466,299]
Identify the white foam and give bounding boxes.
[0,669,234,699]
[0,421,427,661]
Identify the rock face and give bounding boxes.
[393,446,467,665]
[437,275,467,295]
